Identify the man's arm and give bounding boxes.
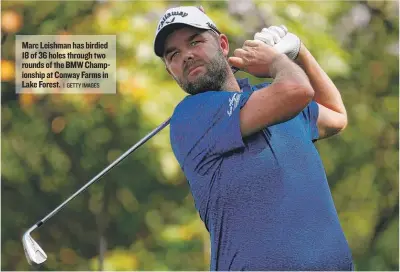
[229,40,314,137]
[295,44,348,139]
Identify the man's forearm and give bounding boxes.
[296,45,347,116]
[271,54,312,88]
[239,55,314,137]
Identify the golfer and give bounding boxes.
[154,6,353,271]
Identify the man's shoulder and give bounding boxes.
[171,92,213,128]
[171,90,230,120]
[170,82,271,124]
[172,92,209,116]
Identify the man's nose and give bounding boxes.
[182,49,195,63]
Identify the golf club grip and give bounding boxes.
[37,117,171,226]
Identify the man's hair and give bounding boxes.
[208,29,220,42]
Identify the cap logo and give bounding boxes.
[158,11,189,30]
[206,22,216,29]
[165,17,175,25]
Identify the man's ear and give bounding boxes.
[219,34,230,57]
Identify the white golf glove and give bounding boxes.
[254,25,301,60]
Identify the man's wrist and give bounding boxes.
[294,43,309,66]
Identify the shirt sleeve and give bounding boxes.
[300,101,320,142]
[170,90,253,172]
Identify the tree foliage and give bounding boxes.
[1,0,398,270]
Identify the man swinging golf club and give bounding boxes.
[21,5,353,270]
[154,6,353,270]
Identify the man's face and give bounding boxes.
[163,26,229,95]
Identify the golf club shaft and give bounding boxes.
[33,67,240,228]
[34,117,171,228]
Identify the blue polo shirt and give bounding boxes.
[170,78,353,270]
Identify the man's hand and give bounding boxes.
[254,25,301,60]
[228,40,283,78]
[256,25,348,139]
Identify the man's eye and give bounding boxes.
[170,52,178,60]
[190,41,200,46]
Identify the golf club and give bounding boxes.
[22,117,171,265]
[22,66,243,265]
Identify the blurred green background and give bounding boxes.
[1,0,398,270]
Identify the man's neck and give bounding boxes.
[222,70,241,92]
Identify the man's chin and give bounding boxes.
[181,69,225,95]
[182,86,206,95]
[182,80,208,95]
[184,79,224,95]
[188,88,210,95]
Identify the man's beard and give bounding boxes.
[176,50,228,95]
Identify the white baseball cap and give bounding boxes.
[154,6,219,57]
